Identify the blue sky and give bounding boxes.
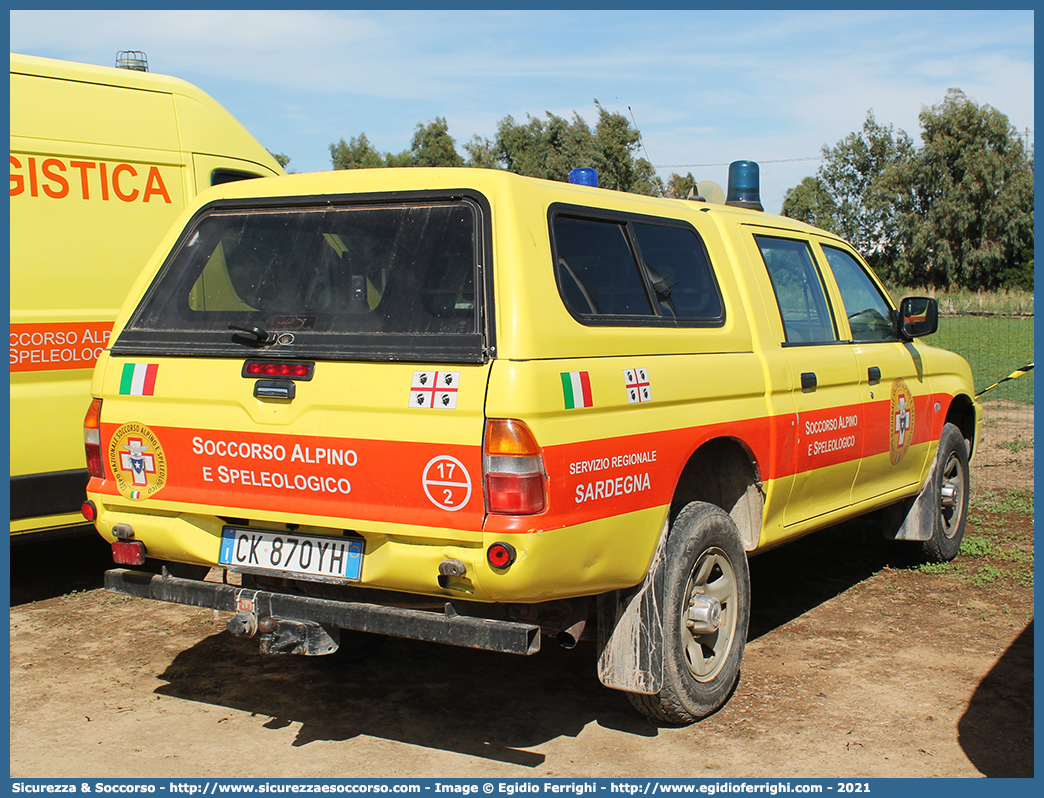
[9,9,1035,213]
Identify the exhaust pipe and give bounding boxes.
[557,598,589,649]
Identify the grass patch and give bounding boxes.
[959,535,995,558]
[972,489,1035,514]
[888,285,1035,316]
[884,288,1034,404]
[915,487,1033,588]
[1000,548,1033,565]
[919,561,960,575]
[930,316,1035,405]
[1014,569,1035,588]
[969,564,1003,587]
[998,436,1033,454]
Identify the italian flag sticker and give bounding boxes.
[561,371,593,409]
[119,363,159,396]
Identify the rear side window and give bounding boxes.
[631,222,723,322]
[210,169,264,186]
[551,210,723,326]
[755,235,837,344]
[114,197,487,363]
[554,216,653,317]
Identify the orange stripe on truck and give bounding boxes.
[92,394,949,534]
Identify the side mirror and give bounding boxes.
[898,296,938,340]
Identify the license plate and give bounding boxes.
[219,527,363,582]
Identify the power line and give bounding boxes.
[656,128,1034,171]
[654,155,823,168]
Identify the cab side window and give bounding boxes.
[755,235,836,343]
[821,246,897,342]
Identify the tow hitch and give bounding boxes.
[226,611,340,656]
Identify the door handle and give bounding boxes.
[254,379,296,400]
[800,372,817,390]
[868,366,881,383]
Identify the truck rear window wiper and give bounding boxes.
[228,322,274,347]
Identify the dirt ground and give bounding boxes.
[971,400,1034,493]
[9,424,1034,780]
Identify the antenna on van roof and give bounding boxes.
[628,106,662,197]
[115,51,148,72]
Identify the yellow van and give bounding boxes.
[85,165,980,722]
[10,53,285,541]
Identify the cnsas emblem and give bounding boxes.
[889,378,916,465]
[108,422,168,500]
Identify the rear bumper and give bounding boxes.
[104,568,541,656]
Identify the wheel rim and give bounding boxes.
[680,547,738,682]
[939,451,966,540]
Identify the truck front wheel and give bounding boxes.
[921,422,970,563]
[628,501,750,724]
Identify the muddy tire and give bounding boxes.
[921,422,970,563]
[628,502,750,724]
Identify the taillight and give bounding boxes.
[483,419,547,515]
[84,398,103,478]
[487,541,517,568]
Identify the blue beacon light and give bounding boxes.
[568,168,599,187]
[725,160,764,211]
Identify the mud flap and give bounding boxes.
[596,521,667,695]
[890,447,941,542]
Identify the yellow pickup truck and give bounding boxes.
[84,163,979,723]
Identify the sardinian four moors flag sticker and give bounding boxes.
[889,378,916,465]
[410,371,460,409]
[624,367,651,403]
[107,422,168,501]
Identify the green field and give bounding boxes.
[930,315,1035,405]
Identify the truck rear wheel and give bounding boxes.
[628,501,750,724]
[921,422,970,563]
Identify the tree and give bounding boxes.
[782,92,1034,290]
[463,135,500,169]
[329,104,663,195]
[896,89,1034,290]
[780,176,838,231]
[814,111,916,280]
[409,117,464,167]
[268,151,293,172]
[331,118,465,170]
[592,102,661,195]
[329,133,385,169]
[486,111,595,182]
[470,101,662,195]
[665,172,698,200]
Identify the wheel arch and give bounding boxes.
[944,392,978,458]
[669,437,763,551]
